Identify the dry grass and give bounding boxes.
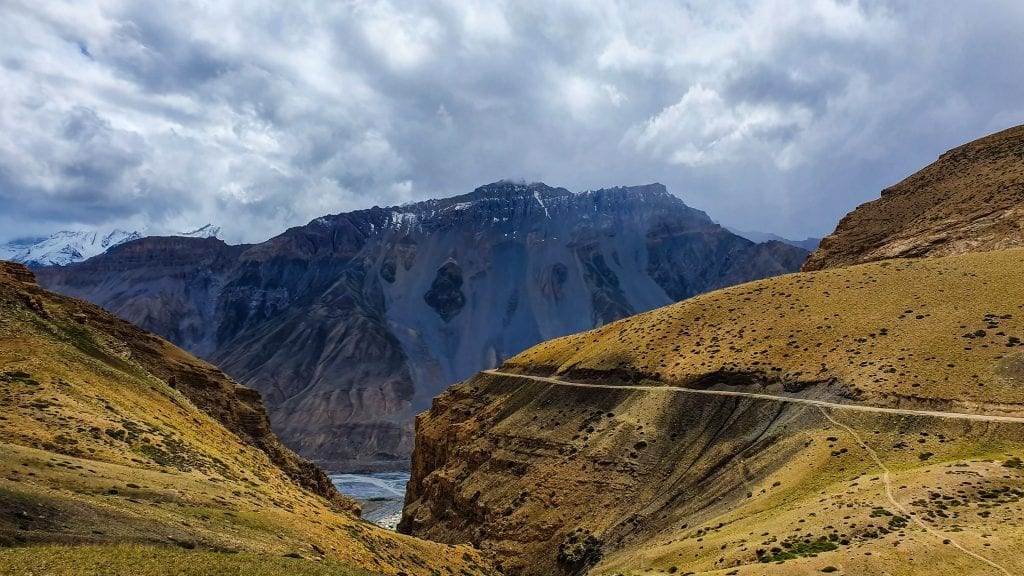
[804,123,1024,270]
[595,409,1024,575]
[404,248,1024,575]
[0,544,378,576]
[508,248,1024,410]
[406,371,1024,576]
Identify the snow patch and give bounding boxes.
[533,191,551,219]
[177,224,221,238]
[0,230,141,266]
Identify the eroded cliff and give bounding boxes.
[402,249,1024,575]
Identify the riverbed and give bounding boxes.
[330,471,410,530]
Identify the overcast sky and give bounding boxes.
[2,1,1023,243]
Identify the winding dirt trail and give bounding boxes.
[818,407,1011,576]
[483,370,1024,424]
[484,369,1019,574]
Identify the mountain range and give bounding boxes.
[725,228,820,251]
[0,225,220,267]
[4,120,1024,575]
[34,182,809,470]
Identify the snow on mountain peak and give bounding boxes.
[1,225,221,267]
[178,224,221,238]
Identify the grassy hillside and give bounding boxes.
[403,248,1024,575]
[507,248,1024,411]
[0,262,490,575]
[404,372,1024,575]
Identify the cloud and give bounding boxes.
[625,84,815,169]
[1,0,1024,243]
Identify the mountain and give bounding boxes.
[0,225,221,267]
[0,262,490,575]
[804,124,1024,271]
[0,230,142,267]
[34,181,809,470]
[401,248,1024,575]
[177,224,222,238]
[726,227,820,251]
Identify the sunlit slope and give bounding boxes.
[506,248,1024,410]
[0,262,490,575]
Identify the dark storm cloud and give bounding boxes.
[2,1,1024,243]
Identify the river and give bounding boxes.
[330,471,410,531]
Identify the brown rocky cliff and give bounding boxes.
[804,124,1024,271]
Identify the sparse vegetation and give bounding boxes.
[0,544,379,576]
[507,248,1024,409]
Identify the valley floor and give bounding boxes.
[331,472,410,531]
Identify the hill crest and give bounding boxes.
[804,124,1024,270]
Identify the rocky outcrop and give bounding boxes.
[36,181,809,470]
[804,123,1024,271]
[423,261,466,322]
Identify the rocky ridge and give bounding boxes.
[804,123,1024,270]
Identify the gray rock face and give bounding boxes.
[36,181,808,470]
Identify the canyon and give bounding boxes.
[0,261,491,575]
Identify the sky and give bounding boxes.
[2,0,1024,244]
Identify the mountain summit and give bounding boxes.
[36,182,808,469]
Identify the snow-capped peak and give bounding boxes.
[177,224,221,239]
[0,230,142,267]
[1,224,221,267]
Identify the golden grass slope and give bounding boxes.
[0,262,490,575]
[507,248,1024,412]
